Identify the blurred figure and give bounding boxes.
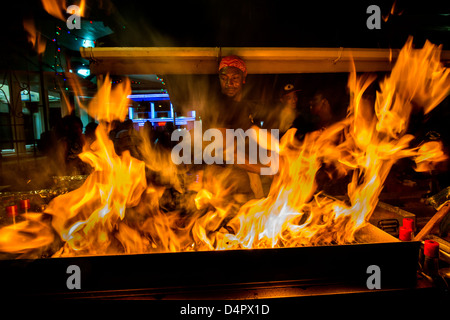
[160,121,176,149]
[307,90,348,195]
[37,128,57,156]
[309,92,335,130]
[202,55,265,204]
[109,119,142,159]
[53,114,88,175]
[84,121,98,149]
[278,84,299,132]
[143,120,155,145]
[265,83,300,136]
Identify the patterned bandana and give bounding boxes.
[218,55,247,77]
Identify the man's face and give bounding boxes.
[219,67,245,100]
[280,92,298,109]
[310,94,332,122]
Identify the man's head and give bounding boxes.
[218,55,247,101]
[279,84,299,109]
[310,92,332,125]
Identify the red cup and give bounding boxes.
[6,205,18,217]
[424,240,439,258]
[20,199,30,210]
[399,226,412,241]
[403,218,415,231]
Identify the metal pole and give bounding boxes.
[38,55,49,132]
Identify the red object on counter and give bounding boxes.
[399,226,412,241]
[424,240,439,258]
[20,199,30,210]
[6,205,18,217]
[403,218,415,231]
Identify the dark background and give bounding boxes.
[1,0,450,60]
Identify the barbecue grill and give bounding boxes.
[1,46,449,305]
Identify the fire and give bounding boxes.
[23,0,87,56]
[41,0,66,21]
[0,39,449,257]
[41,0,86,21]
[0,214,54,256]
[78,0,86,16]
[46,75,148,256]
[23,18,46,55]
[211,39,449,249]
[382,0,403,23]
[414,141,447,172]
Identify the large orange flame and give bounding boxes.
[0,214,54,256]
[45,75,148,256]
[0,39,449,257]
[41,0,86,21]
[23,18,46,55]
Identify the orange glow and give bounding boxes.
[44,76,147,256]
[414,141,448,172]
[0,214,54,255]
[383,0,403,23]
[41,0,86,21]
[23,18,46,55]
[78,0,86,17]
[0,39,448,257]
[41,0,66,21]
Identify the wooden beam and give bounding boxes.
[415,203,450,241]
[80,47,450,75]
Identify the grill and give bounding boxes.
[2,46,448,306]
[0,222,420,300]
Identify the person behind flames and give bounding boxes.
[307,89,348,195]
[309,91,335,130]
[53,114,89,176]
[212,55,258,129]
[199,56,267,231]
[264,83,301,137]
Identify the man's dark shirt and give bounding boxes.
[203,92,258,131]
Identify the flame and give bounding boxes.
[41,0,86,20]
[45,76,148,256]
[41,0,66,21]
[0,214,54,255]
[383,0,403,23]
[78,0,86,17]
[23,18,46,55]
[86,76,131,122]
[196,38,449,249]
[24,0,87,55]
[0,39,449,257]
[414,141,448,172]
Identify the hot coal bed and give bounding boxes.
[0,197,420,300]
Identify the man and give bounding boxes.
[212,55,256,130]
[218,55,247,102]
[201,55,266,214]
[278,84,299,132]
[309,91,334,129]
[265,83,300,136]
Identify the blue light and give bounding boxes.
[77,68,90,77]
[82,39,95,48]
[127,93,170,102]
[129,107,134,120]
